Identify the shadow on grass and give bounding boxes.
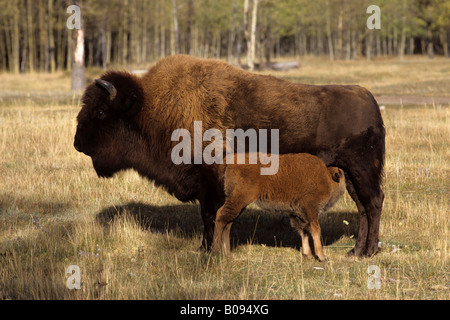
[96,202,359,250]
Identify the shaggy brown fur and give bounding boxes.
[212,153,346,261]
[74,54,385,257]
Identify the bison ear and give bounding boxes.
[120,90,142,117]
[97,72,143,117]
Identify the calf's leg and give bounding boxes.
[290,215,313,259]
[309,219,326,262]
[212,192,253,254]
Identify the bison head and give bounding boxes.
[74,71,145,177]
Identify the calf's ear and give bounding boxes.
[333,172,340,183]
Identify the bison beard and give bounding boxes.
[74,54,385,258]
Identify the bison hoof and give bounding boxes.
[346,248,356,257]
[302,253,314,260]
[346,246,366,258]
[364,245,382,258]
[346,245,381,258]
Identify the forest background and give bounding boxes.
[1,0,450,75]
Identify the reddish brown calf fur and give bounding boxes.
[212,153,346,261]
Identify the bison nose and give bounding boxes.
[74,133,94,156]
[74,135,82,152]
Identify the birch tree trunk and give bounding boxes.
[248,0,258,71]
[172,0,179,54]
[326,0,334,61]
[244,0,250,66]
[71,1,85,91]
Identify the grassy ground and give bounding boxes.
[0,56,449,300]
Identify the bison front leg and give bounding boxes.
[199,188,225,251]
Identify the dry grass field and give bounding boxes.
[0,56,449,300]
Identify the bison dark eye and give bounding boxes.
[97,110,106,119]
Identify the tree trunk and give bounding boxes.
[56,5,66,71]
[172,0,179,55]
[48,0,55,73]
[351,30,358,59]
[129,0,139,65]
[265,24,273,63]
[248,0,258,71]
[186,0,194,55]
[87,39,93,67]
[326,0,334,61]
[439,27,448,57]
[71,1,85,91]
[105,28,111,68]
[317,26,323,56]
[121,0,129,65]
[427,20,434,59]
[337,0,344,59]
[409,36,414,55]
[243,0,250,66]
[67,28,72,72]
[26,0,35,72]
[21,16,26,74]
[193,24,199,57]
[160,23,166,58]
[0,23,6,71]
[366,31,373,60]
[141,1,148,63]
[228,1,238,64]
[399,0,406,59]
[153,6,158,60]
[393,24,398,56]
[345,29,351,60]
[11,0,20,73]
[236,15,242,65]
[387,36,391,55]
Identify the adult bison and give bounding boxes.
[74,54,385,258]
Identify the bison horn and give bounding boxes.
[95,79,117,101]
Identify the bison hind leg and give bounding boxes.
[338,126,385,258]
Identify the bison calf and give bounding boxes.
[212,153,346,261]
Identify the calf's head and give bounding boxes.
[74,71,144,177]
